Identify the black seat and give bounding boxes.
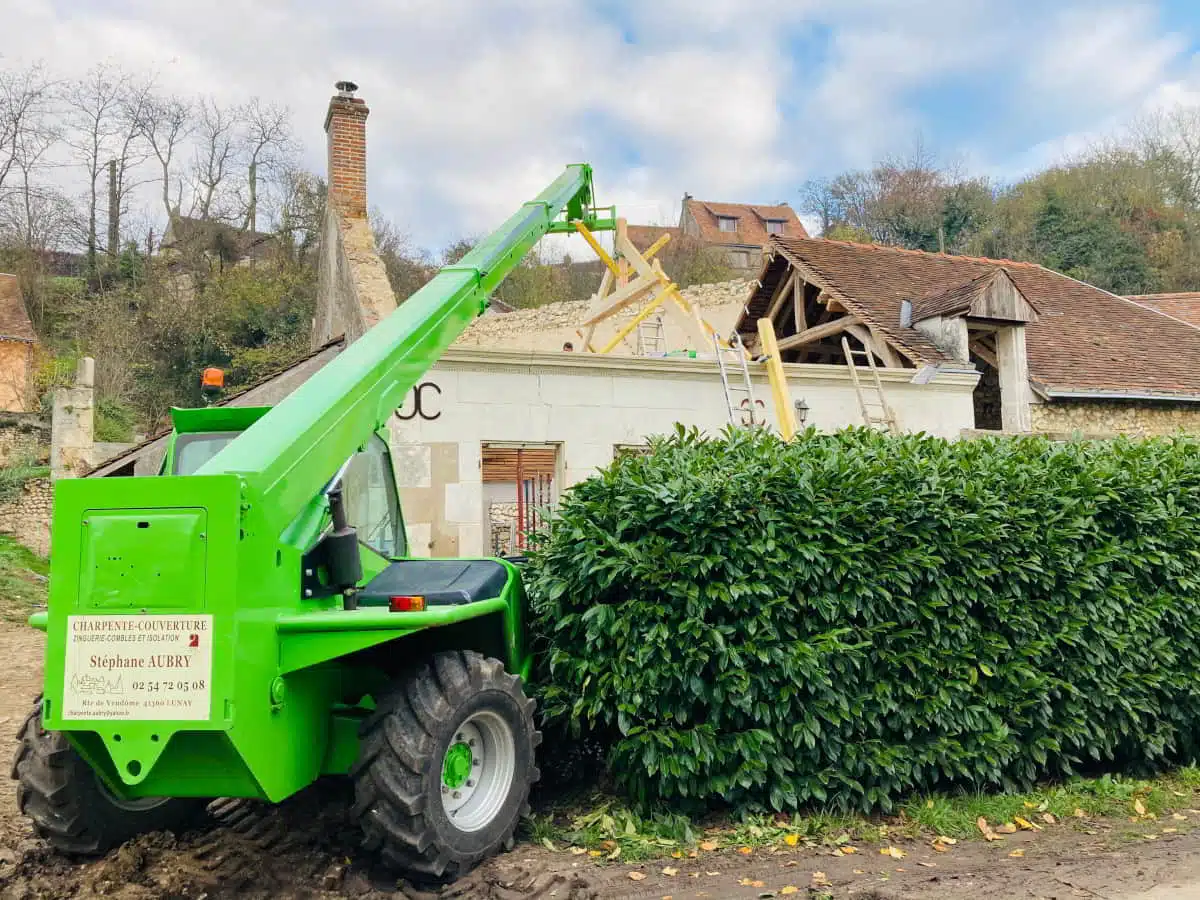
[359,559,510,606]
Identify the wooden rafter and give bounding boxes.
[776,315,862,352]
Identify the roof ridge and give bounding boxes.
[781,235,1044,270]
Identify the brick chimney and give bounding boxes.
[325,80,369,218]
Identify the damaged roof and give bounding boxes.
[684,199,808,247]
[742,237,1200,399]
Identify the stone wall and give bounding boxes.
[1030,399,1200,436]
[456,278,753,354]
[0,413,49,466]
[0,477,51,558]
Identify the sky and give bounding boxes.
[5,0,1200,250]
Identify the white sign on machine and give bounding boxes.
[61,615,214,721]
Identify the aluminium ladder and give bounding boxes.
[715,331,759,427]
[841,335,898,433]
[636,315,666,356]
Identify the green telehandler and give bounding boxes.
[11,165,615,879]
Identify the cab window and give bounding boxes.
[341,435,403,557]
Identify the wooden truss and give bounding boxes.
[754,258,910,368]
[573,218,728,355]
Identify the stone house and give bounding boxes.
[0,273,36,412]
[740,237,1200,435]
[159,215,276,269]
[628,196,809,274]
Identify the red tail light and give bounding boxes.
[388,595,426,612]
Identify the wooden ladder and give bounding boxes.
[841,336,898,433]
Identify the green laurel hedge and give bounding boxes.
[525,426,1200,813]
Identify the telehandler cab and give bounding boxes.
[12,165,615,879]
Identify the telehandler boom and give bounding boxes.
[13,164,614,878]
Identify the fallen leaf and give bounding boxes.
[784,834,799,847]
[705,871,720,876]
[782,861,798,868]
[932,842,948,853]
[831,849,843,857]
[1023,801,1037,809]
[739,846,753,855]
[569,847,587,856]
[1144,834,1158,841]
[1163,828,1178,834]
[699,840,718,851]
[738,878,765,887]
[896,867,907,872]
[541,838,559,852]
[1008,849,1025,858]
[1174,813,1189,821]
[1073,808,1087,819]
[628,871,647,881]
[600,839,617,851]
[588,850,603,858]
[1172,790,1188,797]
[996,823,1018,834]
[812,871,832,886]
[671,851,682,859]
[780,888,800,896]
[881,846,906,859]
[842,846,858,854]
[661,866,678,877]
[607,846,622,861]
[918,862,937,868]
[853,869,866,875]
[1041,813,1056,825]
[1135,799,1148,816]
[1014,816,1041,831]
[977,817,992,837]
[688,850,698,859]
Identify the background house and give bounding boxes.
[628,196,809,275]
[0,273,37,413]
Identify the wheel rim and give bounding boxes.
[440,711,516,833]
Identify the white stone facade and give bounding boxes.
[389,347,978,558]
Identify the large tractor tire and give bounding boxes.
[11,698,207,855]
[352,650,541,879]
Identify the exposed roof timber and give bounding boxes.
[777,315,862,351]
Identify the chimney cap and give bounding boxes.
[335,80,359,97]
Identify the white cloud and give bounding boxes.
[2,0,1198,253]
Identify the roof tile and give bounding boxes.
[742,237,1200,397]
[684,199,808,247]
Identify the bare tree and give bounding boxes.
[0,61,54,206]
[240,98,294,233]
[189,97,241,221]
[60,64,151,275]
[136,92,192,221]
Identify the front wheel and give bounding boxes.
[351,651,540,879]
[11,698,207,855]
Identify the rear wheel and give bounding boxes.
[351,651,540,879]
[11,698,207,855]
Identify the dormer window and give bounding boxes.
[717,216,738,232]
[765,219,786,235]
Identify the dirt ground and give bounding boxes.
[3,618,1200,900]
